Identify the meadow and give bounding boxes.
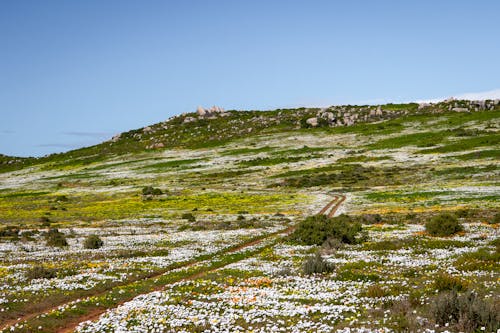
[0,100,498,332]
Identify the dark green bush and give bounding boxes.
[45,228,68,247]
[25,265,59,280]
[290,214,366,246]
[0,226,19,238]
[83,234,104,249]
[303,252,334,275]
[425,213,463,236]
[181,213,196,222]
[142,186,163,196]
[491,211,500,224]
[54,195,69,202]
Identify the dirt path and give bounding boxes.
[318,195,338,215]
[2,195,345,333]
[327,194,346,217]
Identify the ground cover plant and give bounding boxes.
[0,100,498,332]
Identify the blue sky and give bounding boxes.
[1,0,499,157]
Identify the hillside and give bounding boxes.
[2,99,498,173]
[0,99,498,333]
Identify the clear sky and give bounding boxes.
[1,0,499,157]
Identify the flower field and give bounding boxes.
[0,105,499,332]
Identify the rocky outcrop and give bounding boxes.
[305,117,318,127]
[197,105,228,118]
[111,134,121,142]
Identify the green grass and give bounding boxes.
[453,149,500,161]
[434,164,498,176]
[365,190,454,203]
[0,191,304,225]
[337,155,392,163]
[220,146,275,156]
[367,131,450,150]
[136,158,205,172]
[419,133,500,154]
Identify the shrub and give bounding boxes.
[181,213,196,222]
[54,195,69,202]
[431,290,499,332]
[25,265,59,280]
[273,266,293,277]
[0,226,19,238]
[491,212,500,224]
[321,236,344,254]
[303,252,334,275]
[83,234,104,249]
[45,228,68,247]
[290,214,366,246]
[365,284,388,298]
[433,272,468,292]
[390,299,418,332]
[142,186,163,196]
[40,216,51,226]
[425,213,463,236]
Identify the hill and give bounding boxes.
[0,98,498,333]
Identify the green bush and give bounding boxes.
[0,226,19,238]
[303,252,334,275]
[83,234,104,249]
[425,213,463,236]
[142,186,163,196]
[45,228,68,247]
[491,211,500,224]
[290,214,366,246]
[181,213,196,222]
[25,265,59,280]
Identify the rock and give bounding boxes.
[153,143,164,149]
[418,103,431,110]
[375,106,383,116]
[111,134,121,142]
[306,117,318,127]
[451,107,469,112]
[197,105,226,117]
[369,109,377,117]
[197,106,206,116]
[183,117,196,123]
[143,126,152,133]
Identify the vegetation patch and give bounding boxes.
[425,213,463,237]
[290,214,366,246]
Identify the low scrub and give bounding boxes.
[181,213,196,222]
[83,234,104,249]
[432,272,468,292]
[290,214,366,246]
[491,211,500,224]
[142,186,163,196]
[302,252,334,275]
[45,228,68,247]
[425,213,463,236]
[431,290,499,332]
[25,265,59,280]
